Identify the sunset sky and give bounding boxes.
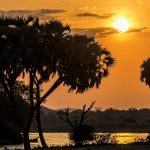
[1,0,150,109]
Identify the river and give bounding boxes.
[0,132,148,150]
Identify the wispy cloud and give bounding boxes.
[79,6,96,11]
[34,9,66,16]
[72,27,147,37]
[76,13,114,19]
[0,10,31,15]
[0,9,66,17]
[72,27,118,37]
[7,10,31,14]
[127,27,147,33]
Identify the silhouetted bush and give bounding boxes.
[59,102,96,146]
[69,124,95,146]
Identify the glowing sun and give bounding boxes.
[113,18,130,33]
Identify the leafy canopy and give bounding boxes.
[141,58,150,87]
[0,16,115,97]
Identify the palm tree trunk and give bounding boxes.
[23,130,31,150]
[36,105,48,148]
[35,80,48,148]
[23,106,35,150]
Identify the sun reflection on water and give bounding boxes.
[114,133,147,144]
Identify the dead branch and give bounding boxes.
[59,101,96,129]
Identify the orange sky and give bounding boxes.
[1,0,150,109]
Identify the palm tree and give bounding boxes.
[0,16,41,150]
[32,31,115,149]
[24,18,115,148]
[28,20,70,148]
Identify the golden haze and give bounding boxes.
[0,0,150,109]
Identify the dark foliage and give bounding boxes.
[0,123,23,145]
[0,84,29,145]
[69,124,94,146]
[0,16,114,149]
[60,102,95,146]
[141,58,150,86]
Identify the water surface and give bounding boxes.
[0,132,148,150]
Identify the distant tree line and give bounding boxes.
[31,107,150,132]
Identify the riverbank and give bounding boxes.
[33,144,150,150]
[1,144,150,150]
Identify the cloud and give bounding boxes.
[0,9,66,17]
[79,6,96,11]
[127,27,147,33]
[34,9,66,16]
[72,27,147,37]
[72,27,118,37]
[39,9,65,14]
[0,10,31,15]
[76,13,114,19]
[7,10,31,14]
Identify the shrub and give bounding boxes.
[69,124,95,146]
[59,102,96,146]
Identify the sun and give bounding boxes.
[113,18,130,33]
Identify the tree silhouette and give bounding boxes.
[0,16,70,149]
[32,30,114,148]
[56,35,114,93]
[22,19,70,148]
[0,16,35,150]
[60,102,95,146]
[141,58,150,86]
[0,16,115,150]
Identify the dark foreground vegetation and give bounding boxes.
[0,82,29,145]
[32,144,150,150]
[0,16,114,150]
